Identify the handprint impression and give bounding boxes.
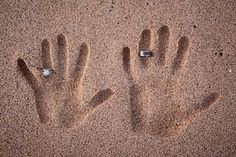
[122,26,220,137]
[17,34,114,128]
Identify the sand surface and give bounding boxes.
[1,0,236,156]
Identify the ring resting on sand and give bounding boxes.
[42,68,54,77]
[139,50,153,57]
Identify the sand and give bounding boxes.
[1,0,236,156]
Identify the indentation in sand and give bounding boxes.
[138,29,152,66]
[172,36,190,75]
[41,39,53,69]
[122,26,220,137]
[139,29,152,52]
[158,25,170,65]
[17,34,114,128]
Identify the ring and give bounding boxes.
[139,50,153,57]
[42,68,54,77]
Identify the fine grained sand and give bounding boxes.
[0,0,236,156]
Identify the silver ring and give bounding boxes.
[42,68,54,77]
[139,50,153,57]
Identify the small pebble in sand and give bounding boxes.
[42,68,54,77]
[139,50,153,57]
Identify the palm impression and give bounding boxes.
[17,34,114,128]
[122,26,220,137]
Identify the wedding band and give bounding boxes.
[139,50,153,57]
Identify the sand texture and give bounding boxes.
[1,0,236,156]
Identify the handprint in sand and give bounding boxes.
[122,26,220,137]
[17,34,114,128]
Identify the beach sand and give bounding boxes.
[1,0,236,156]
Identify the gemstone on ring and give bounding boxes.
[139,50,153,57]
[42,68,54,77]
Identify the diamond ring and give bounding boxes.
[42,68,54,77]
